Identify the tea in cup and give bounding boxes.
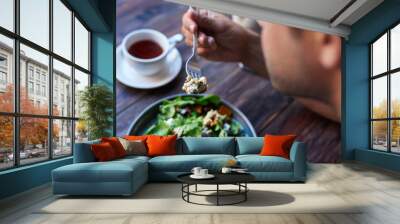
[121,29,182,76]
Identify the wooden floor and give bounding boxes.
[1,162,400,224]
[116,0,341,163]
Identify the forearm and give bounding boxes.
[241,30,269,78]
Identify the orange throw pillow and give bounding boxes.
[91,142,117,162]
[101,137,127,158]
[146,135,177,157]
[260,134,297,159]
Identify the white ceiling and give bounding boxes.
[227,0,352,22]
[166,0,384,38]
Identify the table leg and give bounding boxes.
[187,184,190,202]
[245,183,247,201]
[195,184,197,192]
[217,184,219,206]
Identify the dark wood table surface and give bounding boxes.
[116,0,341,162]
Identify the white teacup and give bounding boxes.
[191,167,202,176]
[221,167,232,174]
[121,29,182,76]
[199,169,209,176]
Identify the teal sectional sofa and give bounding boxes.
[52,137,307,196]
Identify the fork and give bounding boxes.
[185,7,203,79]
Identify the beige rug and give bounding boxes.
[38,183,362,214]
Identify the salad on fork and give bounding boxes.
[182,6,208,94]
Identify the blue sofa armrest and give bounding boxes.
[73,140,100,163]
[289,141,307,181]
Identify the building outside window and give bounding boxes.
[370,22,400,154]
[28,81,34,94]
[0,71,7,92]
[41,73,46,83]
[35,83,40,95]
[0,71,6,84]
[41,85,46,97]
[0,54,7,67]
[54,89,58,103]
[0,54,7,90]
[35,70,40,81]
[0,0,91,170]
[28,66,34,80]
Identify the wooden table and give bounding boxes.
[116,0,341,162]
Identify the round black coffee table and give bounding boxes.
[177,173,255,206]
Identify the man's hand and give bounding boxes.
[181,9,250,62]
[181,9,268,77]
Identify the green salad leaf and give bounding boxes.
[195,94,220,106]
[145,95,243,137]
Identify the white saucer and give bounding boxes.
[116,45,182,89]
[190,174,215,179]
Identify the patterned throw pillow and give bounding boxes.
[118,138,147,156]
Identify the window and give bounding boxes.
[0,54,8,90]
[36,83,40,95]
[74,18,90,70]
[28,67,34,80]
[28,81,34,94]
[42,85,46,97]
[0,0,14,32]
[35,70,40,81]
[74,69,89,143]
[370,23,400,154]
[0,71,6,85]
[74,69,89,119]
[53,59,72,117]
[0,0,91,170]
[53,120,72,158]
[0,35,13,111]
[19,117,49,165]
[20,0,49,49]
[53,0,72,60]
[0,116,13,170]
[54,89,58,103]
[0,55,7,67]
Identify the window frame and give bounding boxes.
[370,20,400,154]
[0,0,92,171]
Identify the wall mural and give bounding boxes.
[116,0,341,163]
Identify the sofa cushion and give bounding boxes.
[91,142,118,161]
[101,137,127,158]
[118,138,147,156]
[147,135,177,157]
[236,137,263,155]
[260,134,297,159]
[180,137,235,155]
[115,155,150,164]
[53,158,147,183]
[236,155,293,172]
[149,154,235,172]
